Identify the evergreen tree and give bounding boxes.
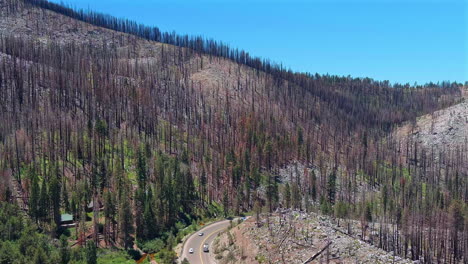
[134,188,146,240]
[62,179,70,212]
[364,202,372,223]
[449,199,464,261]
[266,174,278,212]
[119,191,133,249]
[320,195,332,215]
[59,235,70,264]
[251,167,261,190]
[85,240,97,264]
[199,168,207,203]
[38,179,49,221]
[136,148,147,189]
[223,190,229,217]
[284,183,291,208]
[33,247,47,264]
[49,175,61,227]
[309,171,317,201]
[236,188,244,215]
[334,201,349,226]
[291,183,301,209]
[143,188,157,240]
[327,171,337,204]
[29,173,40,222]
[0,241,20,264]
[105,191,115,244]
[4,186,12,202]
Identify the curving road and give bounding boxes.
[180,219,232,264]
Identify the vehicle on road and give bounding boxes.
[203,244,209,252]
[189,248,194,254]
[198,232,204,236]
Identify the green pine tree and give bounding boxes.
[29,173,40,222]
[38,179,49,222]
[85,240,97,264]
[284,183,291,208]
[327,171,337,204]
[49,175,61,227]
[59,235,70,264]
[119,191,133,249]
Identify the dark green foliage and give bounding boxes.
[157,249,177,264]
[327,171,337,204]
[3,187,12,203]
[119,191,133,250]
[59,235,70,264]
[95,119,108,137]
[143,189,158,240]
[29,171,40,221]
[251,168,261,190]
[381,185,388,214]
[363,202,372,223]
[0,240,21,264]
[62,179,70,213]
[334,201,349,220]
[291,183,301,209]
[284,183,291,208]
[135,188,146,240]
[140,239,164,254]
[38,179,49,221]
[33,247,47,264]
[223,190,229,217]
[165,233,175,251]
[49,175,61,227]
[309,171,317,201]
[126,249,142,260]
[0,202,61,264]
[266,173,279,213]
[136,148,147,189]
[449,199,465,261]
[320,196,332,215]
[85,241,97,264]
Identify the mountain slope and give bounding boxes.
[0,1,466,263]
[396,87,467,151]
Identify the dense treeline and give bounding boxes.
[0,0,466,263]
[0,202,136,264]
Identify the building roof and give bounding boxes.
[61,213,73,222]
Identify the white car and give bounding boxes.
[189,248,194,254]
[198,232,204,236]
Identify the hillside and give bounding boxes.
[0,0,466,263]
[214,211,413,264]
[396,87,467,151]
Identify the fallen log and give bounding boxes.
[302,241,332,264]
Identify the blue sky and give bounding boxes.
[50,0,467,84]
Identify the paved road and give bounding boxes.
[180,220,232,264]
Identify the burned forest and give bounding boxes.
[0,0,466,263]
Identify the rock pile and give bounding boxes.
[214,210,413,264]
